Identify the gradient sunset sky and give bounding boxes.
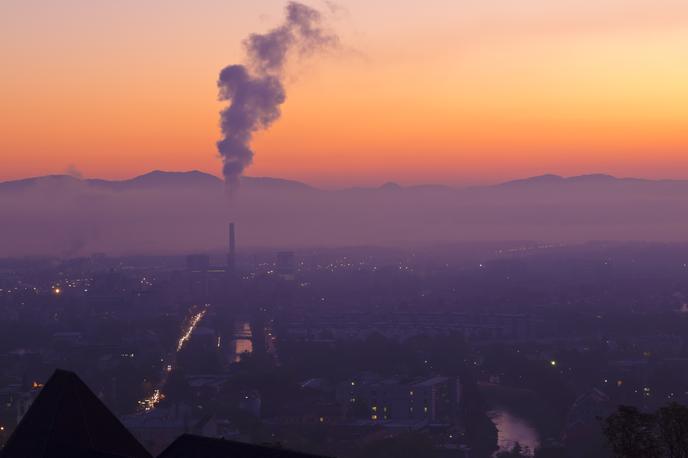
[2,0,688,187]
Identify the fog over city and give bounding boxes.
[3,170,688,257]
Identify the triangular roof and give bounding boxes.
[0,369,152,458]
[157,434,329,458]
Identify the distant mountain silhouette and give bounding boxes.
[240,175,316,192]
[89,170,222,190]
[498,173,566,187]
[2,170,687,194]
[0,174,84,192]
[497,173,681,189]
[2,170,688,256]
[0,170,316,193]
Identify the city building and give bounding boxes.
[337,374,459,426]
[0,369,329,458]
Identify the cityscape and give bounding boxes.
[3,0,688,456]
[3,225,688,456]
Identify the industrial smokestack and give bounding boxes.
[228,222,236,273]
[216,2,338,190]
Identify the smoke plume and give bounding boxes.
[217,2,338,189]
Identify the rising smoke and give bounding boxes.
[217,2,338,189]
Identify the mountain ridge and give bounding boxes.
[3,170,688,256]
[0,170,315,192]
[2,170,686,193]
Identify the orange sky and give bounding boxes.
[2,0,688,187]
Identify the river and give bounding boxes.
[229,321,253,363]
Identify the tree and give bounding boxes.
[657,403,688,458]
[603,405,660,458]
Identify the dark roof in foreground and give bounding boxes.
[0,369,152,458]
[157,434,330,458]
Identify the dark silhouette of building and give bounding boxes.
[0,370,328,458]
[158,434,329,458]
[0,369,151,458]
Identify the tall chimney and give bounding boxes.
[227,222,236,273]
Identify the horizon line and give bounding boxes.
[3,169,688,191]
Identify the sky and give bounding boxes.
[2,0,688,187]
